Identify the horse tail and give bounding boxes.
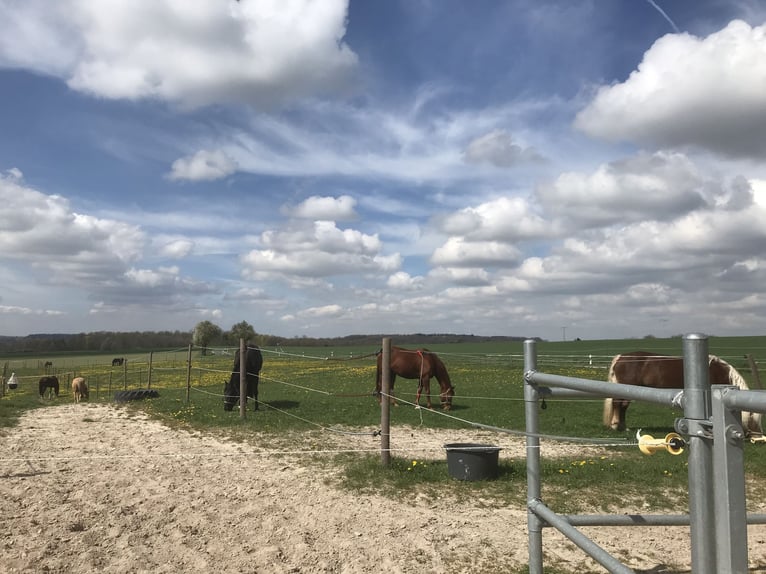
[374,351,383,398]
[603,354,620,427]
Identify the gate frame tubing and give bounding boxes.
[523,333,766,573]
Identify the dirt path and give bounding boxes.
[1,403,765,573]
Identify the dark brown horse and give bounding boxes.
[38,376,59,399]
[604,351,763,437]
[375,347,455,410]
[224,346,263,411]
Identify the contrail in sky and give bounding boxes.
[645,0,680,33]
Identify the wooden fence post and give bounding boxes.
[239,338,247,420]
[148,351,154,389]
[380,337,391,466]
[746,354,763,390]
[185,344,192,404]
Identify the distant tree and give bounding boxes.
[193,321,222,355]
[227,321,257,345]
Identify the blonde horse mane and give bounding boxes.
[709,355,748,389]
[710,355,762,436]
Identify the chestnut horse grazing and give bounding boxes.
[72,377,89,403]
[375,347,455,410]
[38,376,59,399]
[604,351,763,437]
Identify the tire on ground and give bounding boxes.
[114,389,160,402]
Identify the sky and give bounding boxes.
[1,0,766,342]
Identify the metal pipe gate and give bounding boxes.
[523,334,766,573]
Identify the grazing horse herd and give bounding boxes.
[35,375,89,403]
[16,346,766,441]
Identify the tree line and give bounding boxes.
[0,319,530,355]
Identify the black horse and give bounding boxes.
[224,346,263,411]
[38,376,59,399]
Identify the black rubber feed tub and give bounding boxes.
[444,443,501,481]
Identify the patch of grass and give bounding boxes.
[337,453,522,504]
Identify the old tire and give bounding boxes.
[114,389,159,402]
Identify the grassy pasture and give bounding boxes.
[2,336,766,516]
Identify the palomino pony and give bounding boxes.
[72,377,89,403]
[374,347,455,410]
[223,346,264,411]
[38,376,59,399]
[603,351,763,437]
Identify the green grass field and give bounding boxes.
[2,336,765,516]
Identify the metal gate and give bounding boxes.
[523,334,766,573]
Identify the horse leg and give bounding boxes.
[390,375,398,406]
[420,377,433,409]
[440,385,453,411]
[250,377,259,411]
[610,399,630,431]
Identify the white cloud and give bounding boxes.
[431,237,521,267]
[536,151,706,228]
[157,239,194,259]
[429,267,490,286]
[463,130,544,167]
[0,170,145,283]
[242,220,401,280]
[286,195,358,221]
[0,305,64,316]
[575,20,766,158]
[437,196,550,242]
[386,271,424,290]
[168,149,237,182]
[0,0,358,109]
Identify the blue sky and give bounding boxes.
[2,0,766,341]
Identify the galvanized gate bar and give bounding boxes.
[723,388,766,412]
[528,371,681,407]
[528,499,635,574]
[523,341,544,573]
[711,386,748,573]
[563,514,690,526]
[524,335,766,572]
[563,513,766,527]
[683,335,716,574]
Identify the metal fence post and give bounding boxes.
[711,386,749,573]
[524,339,544,573]
[683,333,716,573]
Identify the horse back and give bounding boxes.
[611,351,684,388]
[391,347,442,380]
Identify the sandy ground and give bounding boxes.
[1,403,766,574]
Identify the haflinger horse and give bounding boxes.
[224,345,264,411]
[38,376,59,399]
[375,346,455,410]
[604,351,763,438]
[72,377,89,403]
